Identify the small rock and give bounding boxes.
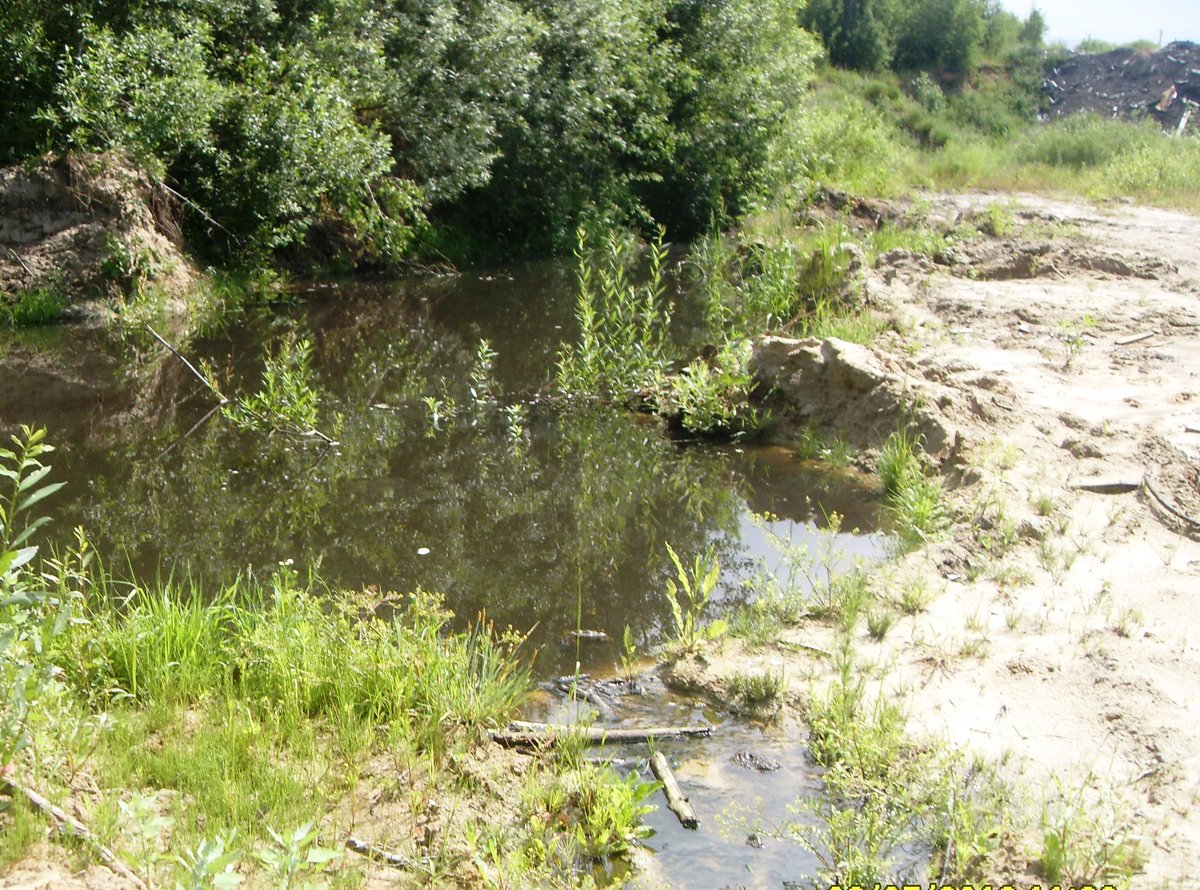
[730,751,781,772]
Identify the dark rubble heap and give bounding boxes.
[1043,40,1200,133]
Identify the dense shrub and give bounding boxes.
[1,0,816,267]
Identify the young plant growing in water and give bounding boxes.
[219,335,334,444]
[555,224,671,398]
[663,543,727,654]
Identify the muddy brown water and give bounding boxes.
[0,264,896,887]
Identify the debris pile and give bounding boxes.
[1043,40,1200,134]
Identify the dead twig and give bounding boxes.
[6,247,36,281]
[345,837,432,871]
[1115,332,1155,346]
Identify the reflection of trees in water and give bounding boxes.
[60,301,747,672]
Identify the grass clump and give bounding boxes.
[879,428,946,546]
[727,670,787,715]
[0,279,66,327]
[794,426,855,467]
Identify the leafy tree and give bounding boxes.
[801,0,892,72]
[892,0,986,73]
[1020,8,1046,47]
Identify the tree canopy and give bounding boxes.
[1,0,817,266]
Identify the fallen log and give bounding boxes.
[490,722,713,748]
[649,751,698,829]
[2,778,146,888]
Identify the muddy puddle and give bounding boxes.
[0,264,893,885]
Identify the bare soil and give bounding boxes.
[0,154,197,318]
[686,192,1200,886]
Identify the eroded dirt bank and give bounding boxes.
[677,193,1200,885]
[0,153,196,318]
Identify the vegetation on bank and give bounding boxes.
[0,427,670,887]
[1,0,816,268]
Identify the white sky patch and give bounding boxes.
[998,0,1199,49]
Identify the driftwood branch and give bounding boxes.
[1144,474,1200,537]
[1115,332,1155,346]
[649,751,698,829]
[3,778,146,888]
[6,247,35,280]
[145,324,227,404]
[345,837,432,870]
[490,722,713,748]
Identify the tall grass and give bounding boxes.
[879,429,946,546]
[775,67,1200,213]
[58,566,530,749]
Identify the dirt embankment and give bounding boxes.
[0,153,197,318]
[683,193,1200,886]
[1044,40,1200,134]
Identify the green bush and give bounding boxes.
[1018,115,1158,170]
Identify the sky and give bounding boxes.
[998,0,1200,48]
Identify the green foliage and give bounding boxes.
[174,832,244,890]
[257,820,341,890]
[0,427,70,768]
[569,765,659,859]
[1,0,825,266]
[892,0,986,73]
[662,543,726,654]
[802,0,893,72]
[879,429,946,545]
[658,339,766,436]
[1038,776,1146,885]
[56,23,223,168]
[555,225,671,398]
[219,335,323,437]
[0,280,66,327]
[512,758,658,871]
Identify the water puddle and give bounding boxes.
[0,266,893,886]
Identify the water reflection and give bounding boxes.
[1,271,888,678]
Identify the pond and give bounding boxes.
[0,261,893,886]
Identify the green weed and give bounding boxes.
[1038,776,1145,885]
[896,576,933,615]
[794,426,855,467]
[658,338,767,436]
[0,279,65,327]
[866,609,893,640]
[556,224,671,398]
[219,334,325,438]
[879,429,945,546]
[662,543,727,654]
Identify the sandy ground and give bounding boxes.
[684,192,1200,887]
